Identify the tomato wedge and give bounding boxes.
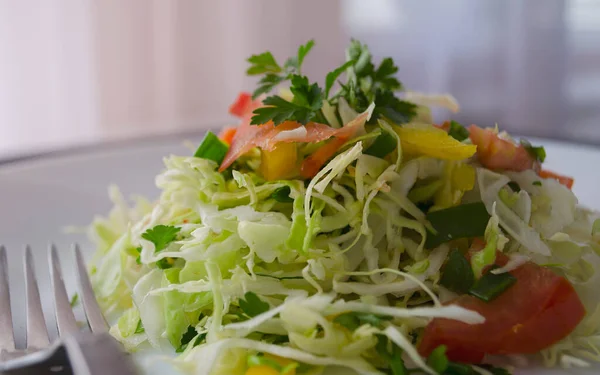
[219,97,372,173]
[468,125,540,172]
[539,169,574,189]
[218,127,237,145]
[228,92,259,118]
[419,249,586,363]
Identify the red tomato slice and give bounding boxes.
[434,121,451,132]
[539,169,574,189]
[228,92,260,118]
[219,104,371,172]
[419,249,586,363]
[300,137,347,178]
[469,125,540,172]
[218,127,237,145]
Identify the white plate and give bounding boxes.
[1,135,599,375]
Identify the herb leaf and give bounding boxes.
[134,319,145,334]
[156,257,175,269]
[249,40,315,99]
[247,52,282,75]
[334,312,392,331]
[448,120,470,142]
[440,249,475,294]
[375,335,408,375]
[289,75,323,111]
[287,39,315,73]
[239,292,270,317]
[251,74,324,126]
[270,186,294,203]
[425,202,491,248]
[251,96,310,125]
[469,267,517,302]
[253,73,287,99]
[374,90,416,124]
[365,130,397,158]
[141,225,181,253]
[374,57,401,91]
[427,345,449,374]
[520,139,546,163]
[69,293,79,307]
[176,325,206,353]
[325,60,354,98]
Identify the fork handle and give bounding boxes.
[0,345,72,375]
[62,332,138,375]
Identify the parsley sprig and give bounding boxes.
[141,225,180,252]
[335,39,416,124]
[247,39,416,127]
[247,40,315,99]
[251,75,324,125]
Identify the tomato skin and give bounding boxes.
[539,169,574,189]
[419,252,586,363]
[300,137,347,178]
[218,127,237,145]
[228,92,254,118]
[468,125,539,172]
[219,98,370,173]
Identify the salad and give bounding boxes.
[87,39,600,375]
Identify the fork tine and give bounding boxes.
[74,245,107,333]
[24,246,50,348]
[49,244,79,337]
[0,246,15,351]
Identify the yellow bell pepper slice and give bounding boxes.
[394,124,476,161]
[432,161,476,210]
[245,354,297,375]
[245,366,281,375]
[260,143,298,181]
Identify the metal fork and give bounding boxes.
[0,245,137,374]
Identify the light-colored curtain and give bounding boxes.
[1,0,599,158]
[0,0,344,157]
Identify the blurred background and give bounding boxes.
[1,0,599,160]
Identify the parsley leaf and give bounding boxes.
[373,90,417,124]
[134,319,145,334]
[427,345,449,374]
[448,120,470,142]
[520,139,546,163]
[334,312,392,331]
[289,75,323,110]
[374,57,401,91]
[247,52,282,75]
[141,225,181,253]
[251,75,324,126]
[346,39,372,76]
[251,96,309,125]
[440,249,475,294]
[337,41,415,125]
[69,293,79,307]
[248,40,315,99]
[375,335,407,375]
[325,60,354,98]
[156,257,175,269]
[270,186,294,203]
[239,292,270,317]
[176,325,206,353]
[284,39,315,74]
[253,73,287,99]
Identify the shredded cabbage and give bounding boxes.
[85,96,600,375]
